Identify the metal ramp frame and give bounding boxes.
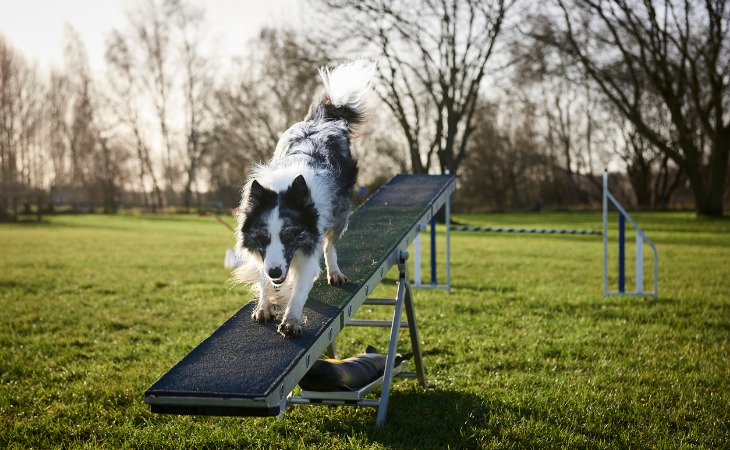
[285,249,427,426]
[144,174,456,425]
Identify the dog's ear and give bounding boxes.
[247,180,276,210]
[283,175,313,210]
[290,174,309,197]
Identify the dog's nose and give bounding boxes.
[268,267,283,280]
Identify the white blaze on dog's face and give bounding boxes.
[240,176,320,287]
[262,207,287,285]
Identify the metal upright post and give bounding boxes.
[430,215,437,286]
[636,233,644,294]
[603,171,609,296]
[444,194,451,290]
[413,230,422,286]
[618,212,626,293]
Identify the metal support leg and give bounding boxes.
[285,250,428,428]
[278,392,289,421]
[376,263,407,427]
[403,282,427,389]
[375,250,428,426]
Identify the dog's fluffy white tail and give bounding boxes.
[317,60,376,134]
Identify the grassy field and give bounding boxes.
[1,212,728,449]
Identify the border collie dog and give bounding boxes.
[234,61,375,338]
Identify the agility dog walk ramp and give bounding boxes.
[144,174,456,425]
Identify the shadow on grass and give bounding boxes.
[295,387,494,449]
[360,388,627,448]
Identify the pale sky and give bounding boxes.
[0,0,302,72]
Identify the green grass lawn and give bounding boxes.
[1,212,728,448]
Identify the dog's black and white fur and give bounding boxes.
[234,61,374,338]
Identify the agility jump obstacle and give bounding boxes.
[444,171,656,299]
[145,174,456,427]
[603,171,658,298]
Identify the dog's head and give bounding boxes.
[240,175,319,287]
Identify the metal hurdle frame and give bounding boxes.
[603,170,658,298]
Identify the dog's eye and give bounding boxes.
[282,233,295,245]
[253,234,270,248]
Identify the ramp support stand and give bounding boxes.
[282,250,427,427]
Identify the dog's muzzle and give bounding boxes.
[267,267,286,290]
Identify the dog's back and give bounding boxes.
[268,61,375,234]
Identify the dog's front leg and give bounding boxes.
[251,277,276,323]
[278,255,320,338]
[324,234,348,286]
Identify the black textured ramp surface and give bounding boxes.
[144,174,455,416]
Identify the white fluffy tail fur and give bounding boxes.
[318,60,376,121]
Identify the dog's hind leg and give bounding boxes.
[324,231,348,286]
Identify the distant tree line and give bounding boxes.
[0,0,727,220]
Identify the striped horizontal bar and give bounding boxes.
[451,225,601,235]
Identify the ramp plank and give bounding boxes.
[144,174,455,416]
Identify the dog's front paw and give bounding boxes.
[251,306,273,323]
[328,271,348,286]
[277,318,302,338]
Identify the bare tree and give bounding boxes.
[619,120,684,209]
[46,71,71,191]
[517,9,686,210]
[208,27,333,204]
[168,0,215,210]
[62,27,98,192]
[42,26,127,213]
[0,35,21,217]
[129,0,178,205]
[16,60,44,192]
[547,0,729,216]
[460,98,556,210]
[513,11,615,206]
[318,0,512,175]
[1,35,47,219]
[105,30,164,211]
[104,0,223,210]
